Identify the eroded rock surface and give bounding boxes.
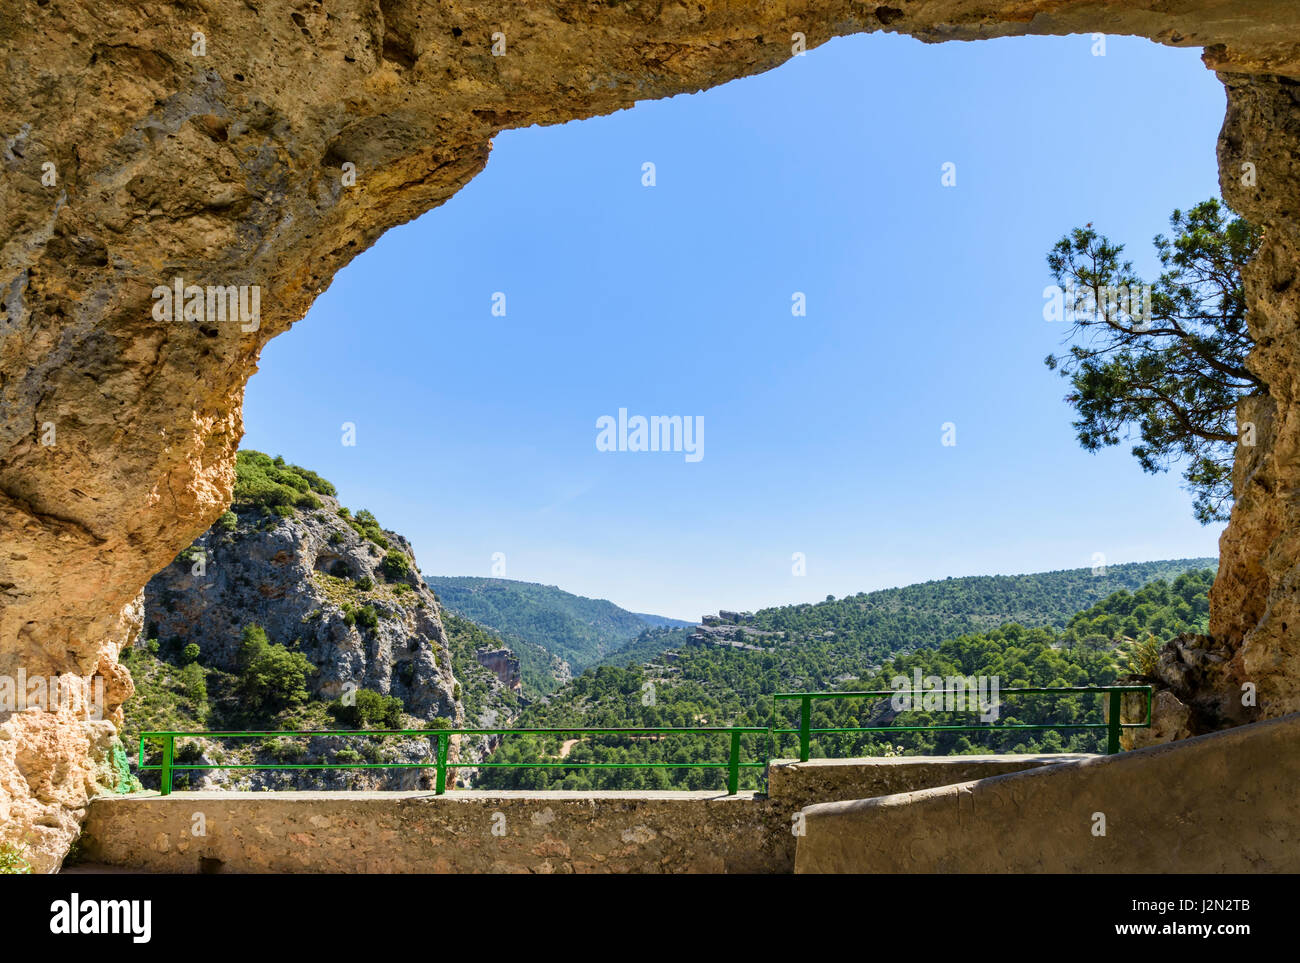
[4,1,1300,870]
[144,498,459,723]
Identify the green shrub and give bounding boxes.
[216,510,238,532]
[0,842,32,875]
[179,661,208,709]
[347,509,390,550]
[329,688,405,729]
[259,737,303,762]
[182,643,201,664]
[356,575,374,592]
[232,450,336,514]
[380,551,411,581]
[1125,633,1163,677]
[237,625,315,711]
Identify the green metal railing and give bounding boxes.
[138,726,769,797]
[138,685,1151,795]
[773,685,1153,761]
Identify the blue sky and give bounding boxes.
[243,32,1227,621]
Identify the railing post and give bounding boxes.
[1106,689,1122,755]
[435,732,447,795]
[727,729,741,795]
[799,696,811,762]
[161,735,174,796]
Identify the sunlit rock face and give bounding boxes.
[3,1,1300,870]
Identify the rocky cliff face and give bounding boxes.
[129,480,466,792]
[474,648,521,696]
[144,503,458,723]
[5,0,1300,870]
[1129,73,1300,739]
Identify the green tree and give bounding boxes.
[179,661,208,715]
[1044,199,1262,522]
[329,689,405,729]
[380,551,411,581]
[237,625,315,712]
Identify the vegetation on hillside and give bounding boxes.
[442,610,526,722]
[474,569,1215,792]
[425,576,668,685]
[232,450,336,515]
[596,626,694,668]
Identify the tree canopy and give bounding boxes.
[1044,199,1262,522]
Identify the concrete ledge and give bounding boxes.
[795,712,1300,873]
[768,754,1092,805]
[81,789,791,874]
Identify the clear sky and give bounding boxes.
[242,32,1227,621]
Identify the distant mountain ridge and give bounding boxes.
[424,576,689,690]
[428,559,1215,695]
[631,612,694,629]
[611,557,1219,671]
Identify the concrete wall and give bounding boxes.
[81,790,789,874]
[768,755,1090,806]
[78,755,1072,873]
[795,713,1300,873]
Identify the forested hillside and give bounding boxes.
[425,576,685,689]
[473,568,1216,792]
[743,558,1215,671]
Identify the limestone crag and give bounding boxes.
[474,648,521,695]
[136,492,465,791]
[144,499,458,720]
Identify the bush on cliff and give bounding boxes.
[0,842,32,875]
[232,450,335,513]
[237,625,315,712]
[329,688,405,730]
[380,551,411,581]
[347,509,390,550]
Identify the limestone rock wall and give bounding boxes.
[143,498,459,723]
[1133,73,1300,737]
[4,1,1300,870]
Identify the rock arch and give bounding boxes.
[2,1,1299,870]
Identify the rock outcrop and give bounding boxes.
[474,648,521,695]
[131,480,464,792]
[5,1,1300,870]
[143,499,459,724]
